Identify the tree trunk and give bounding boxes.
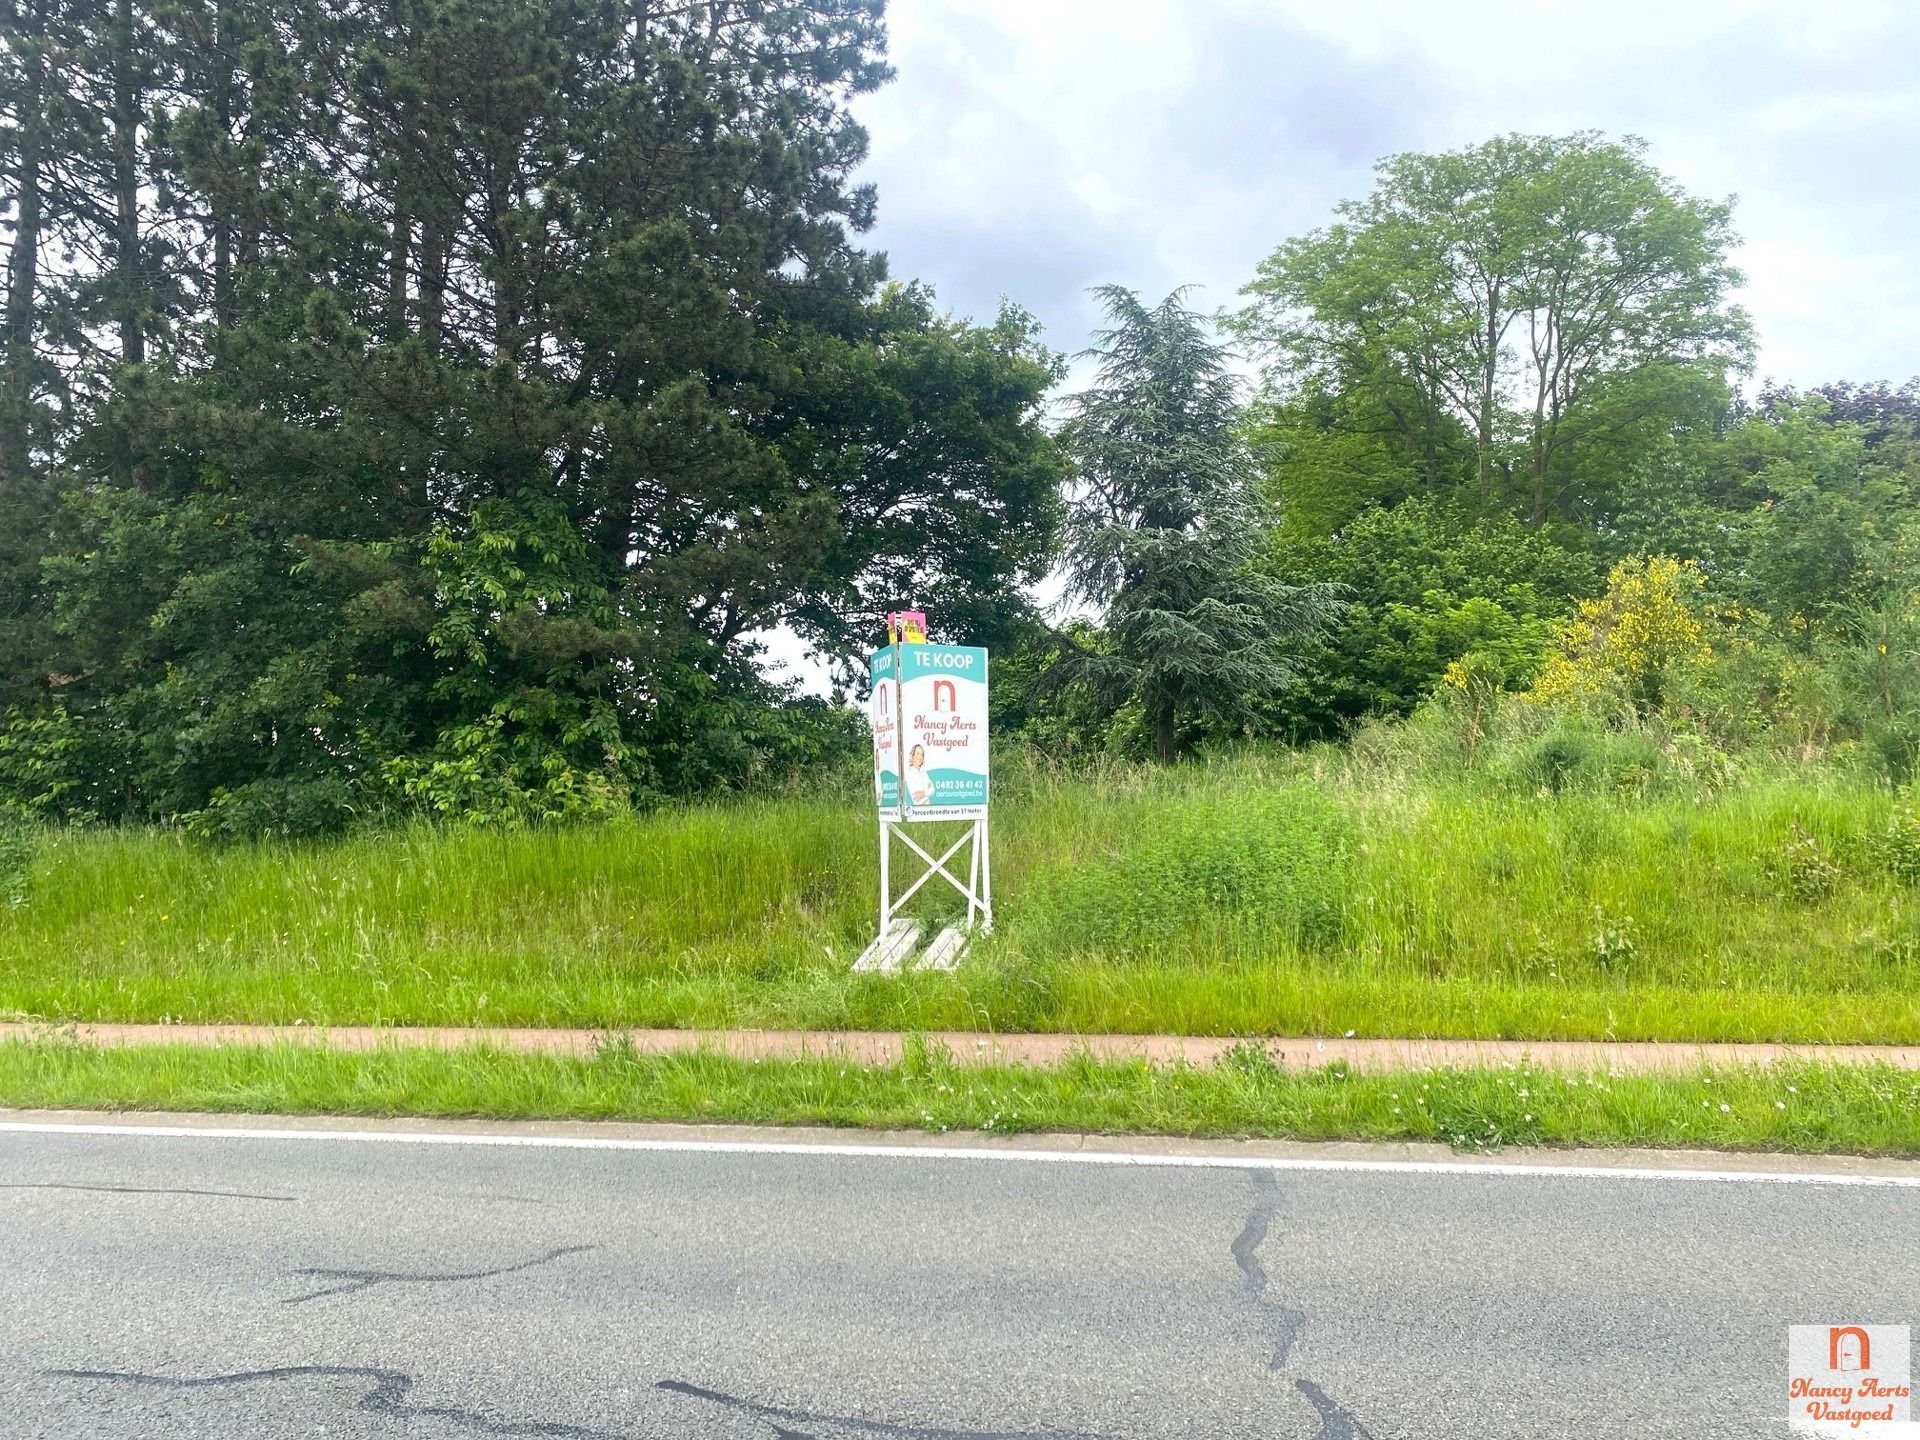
[1528,348,1553,526]
[113,0,144,367]
[1478,279,1500,509]
[488,171,519,362]
[1530,402,1548,525]
[1152,697,1177,764]
[419,212,448,355]
[210,0,233,331]
[387,191,411,343]
[2,0,47,485]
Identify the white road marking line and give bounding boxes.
[1,1119,1917,1187]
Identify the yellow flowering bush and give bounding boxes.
[1531,556,1713,709]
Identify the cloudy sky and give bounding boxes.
[850,0,1920,391]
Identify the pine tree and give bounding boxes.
[0,0,1066,830]
[1,0,58,483]
[1060,286,1341,761]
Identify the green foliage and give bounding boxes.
[1587,907,1639,972]
[1024,787,1354,956]
[4,59,1916,841]
[1867,801,1920,885]
[1262,497,1596,736]
[375,498,643,827]
[0,706,127,824]
[0,0,1061,836]
[31,486,368,833]
[1719,399,1912,630]
[1777,825,1843,904]
[987,623,1137,759]
[1237,131,1753,526]
[1503,714,1669,796]
[1057,287,1341,760]
[1244,381,1463,537]
[0,811,36,908]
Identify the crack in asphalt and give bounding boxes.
[45,1367,1109,1439]
[1294,1379,1379,1440]
[0,1181,295,1202]
[1234,1172,1378,1439]
[1232,1170,1307,1369]
[47,1365,627,1438]
[283,1244,594,1305]
[655,1379,1117,1440]
[38,1176,1378,1438]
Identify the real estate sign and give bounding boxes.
[870,643,989,821]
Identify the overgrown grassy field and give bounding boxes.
[3,1036,1917,1156]
[4,737,1918,1044]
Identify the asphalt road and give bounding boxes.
[2,1117,1915,1439]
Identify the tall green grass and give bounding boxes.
[2,744,1917,1042]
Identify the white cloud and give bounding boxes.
[854,0,1920,388]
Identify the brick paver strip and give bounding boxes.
[2,1022,1917,1072]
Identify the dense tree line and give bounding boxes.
[1031,137,1920,777]
[0,0,1063,832]
[2,1,1914,836]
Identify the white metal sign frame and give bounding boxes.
[878,811,992,936]
[858,632,992,973]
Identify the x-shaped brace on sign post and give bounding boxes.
[854,818,991,976]
[891,815,992,928]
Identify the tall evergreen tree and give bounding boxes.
[1058,286,1340,762]
[0,0,1067,832]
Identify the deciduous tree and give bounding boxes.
[1238,133,1753,525]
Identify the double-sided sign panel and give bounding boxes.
[870,643,989,821]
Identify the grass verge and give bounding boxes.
[3,754,1919,1044]
[2,1037,1917,1156]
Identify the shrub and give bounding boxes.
[1021,784,1355,954]
[1438,649,1507,772]
[0,811,36,908]
[1868,802,1920,885]
[1588,906,1638,970]
[0,706,132,824]
[1504,714,1667,795]
[1777,825,1843,903]
[178,777,362,842]
[1531,555,1713,710]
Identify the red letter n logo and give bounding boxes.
[933,679,956,712]
[1832,1327,1871,1372]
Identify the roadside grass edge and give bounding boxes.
[1,1034,1916,1158]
